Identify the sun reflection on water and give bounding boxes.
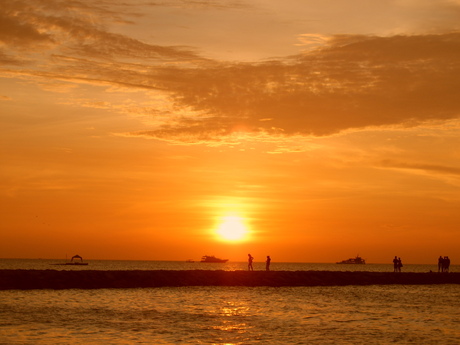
[210,300,251,335]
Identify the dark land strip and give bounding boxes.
[1,270,460,290]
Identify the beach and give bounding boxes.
[1,269,459,290]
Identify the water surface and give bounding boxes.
[1,259,458,344]
[1,285,459,344]
[0,258,454,273]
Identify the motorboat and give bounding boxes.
[50,262,88,266]
[200,255,228,263]
[336,255,366,264]
[50,254,88,266]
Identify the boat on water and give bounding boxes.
[200,255,228,263]
[50,254,89,266]
[185,259,195,263]
[336,255,366,264]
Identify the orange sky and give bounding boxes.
[1,0,460,264]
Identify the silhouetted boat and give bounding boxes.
[185,259,195,263]
[336,255,366,264]
[50,254,88,266]
[200,255,228,263]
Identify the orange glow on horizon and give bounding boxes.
[1,1,460,264]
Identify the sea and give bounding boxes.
[1,259,459,344]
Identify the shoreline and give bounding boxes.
[1,269,460,290]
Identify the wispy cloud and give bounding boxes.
[144,0,251,10]
[0,6,53,46]
[0,0,206,62]
[127,33,460,142]
[380,160,460,177]
[2,1,460,145]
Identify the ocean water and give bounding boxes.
[0,258,455,273]
[1,259,459,344]
[1,285,460,344]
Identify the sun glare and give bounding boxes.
[216,215,248,241]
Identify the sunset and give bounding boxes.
[2,1,460,343]
[2,0,460,265]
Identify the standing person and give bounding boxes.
[393,256,399,272]
[266,256,271,271]
[248,254,254,271]
[438,256,444,273]
[397,257,403,272]
[444,256,450,273]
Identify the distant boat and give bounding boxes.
[185,259,195,263]
[336,255,366,264]
[200,255,228,263]
[51,254,89,266]
[50,262,89,266]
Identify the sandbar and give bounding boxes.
[0,269,459,290]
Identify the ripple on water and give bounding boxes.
[1,285,460,344]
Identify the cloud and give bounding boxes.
[127,33,460,142]
[148,0,250,10]
[0,49,28,65]
[0,7,53,46]
[2,2,460,145]
[0,0,206,63]
[379,160,460,178]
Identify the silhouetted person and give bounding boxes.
[266,256,271,271]
[248,254,254,271]
[393,256,399,272]
[438,256,444,273]
[397,257,403,272]
[443,256,450,273]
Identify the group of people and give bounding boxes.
[438,256,451,272]
[248,254,452,272]
[394,256,453,273]
[393,256,403,272]
[247,254,271,271]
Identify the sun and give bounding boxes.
[216,215,249,241]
